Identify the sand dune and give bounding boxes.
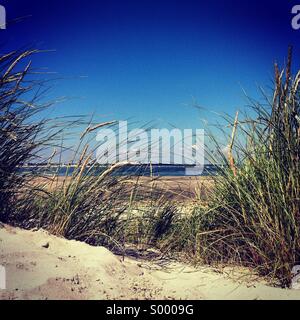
[0,224,299,300]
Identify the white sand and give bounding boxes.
[0,223,299,300]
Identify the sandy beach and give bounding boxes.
[1,224,299,300]
[31,175,214,202]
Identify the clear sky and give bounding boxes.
[1,0,300,131]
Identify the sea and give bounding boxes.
[21,164,220,177]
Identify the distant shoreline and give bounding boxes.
[19,163,220,177]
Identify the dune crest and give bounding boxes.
[0,224,299,300]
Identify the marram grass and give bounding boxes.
[1,48,299,288]
[184,48,300,287]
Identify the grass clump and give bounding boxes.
[191,49,300,287]
[0,50,53,222]
[0,49,131,251]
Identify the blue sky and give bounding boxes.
[1,0,300,131]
